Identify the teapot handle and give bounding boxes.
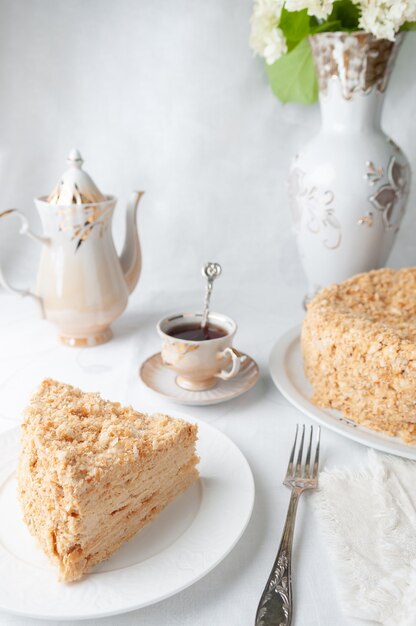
[0,209,46,314]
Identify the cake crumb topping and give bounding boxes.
[22,379,193,481]
[302,268,416,445]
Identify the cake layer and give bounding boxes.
[19,438,198,573]
[58,461,199,582]
[18,379,199,581]
[302,268,416,444]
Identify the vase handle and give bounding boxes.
[0,209,47,314]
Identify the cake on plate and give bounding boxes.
[17,379,199,582]
[302,268,416,444]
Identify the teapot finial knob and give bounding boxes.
[67,148,84,169]
[47,149,104,205]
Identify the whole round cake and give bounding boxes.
[302,268,416,444]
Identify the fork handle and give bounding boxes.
[255,489,301,626]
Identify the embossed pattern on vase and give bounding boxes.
[368,156,409,232]
[309,32,402,100]
[289,165,341,250]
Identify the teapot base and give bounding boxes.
[59,327,113,348]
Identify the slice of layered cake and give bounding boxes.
[17,379,199,582]
[302,267,416,444]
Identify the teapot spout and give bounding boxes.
[120,191,144,294]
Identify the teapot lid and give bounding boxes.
[47,149,105,205]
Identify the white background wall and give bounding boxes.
[0,0,415,303]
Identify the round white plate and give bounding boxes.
[139,352,259,405]
[0,414,254,620]
[269,326,416,460]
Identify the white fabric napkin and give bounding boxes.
[312,450,416,626]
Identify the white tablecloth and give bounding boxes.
[0,283,371,626]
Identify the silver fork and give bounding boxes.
[255,424,321,626]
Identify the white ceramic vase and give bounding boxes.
[289,32,411,303]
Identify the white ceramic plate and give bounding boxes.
[0,414,254,620]
[269,326,416,460]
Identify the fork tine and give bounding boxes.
[313,426,321,478]
[286,424,298,477]
[304,426,313,478]
[295,424,305,477]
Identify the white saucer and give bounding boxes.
[139,352,259,405]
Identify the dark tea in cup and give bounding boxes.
[167,323,227,342]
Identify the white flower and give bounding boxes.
[403,0,416,22]
[354,0,413,41]
[262,27,288,64]
[250,0,288,64]
[284,0,334,20]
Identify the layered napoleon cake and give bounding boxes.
[17,379,199,582]
[302,268,416,444]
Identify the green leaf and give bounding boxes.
[329,0,360,30]
[310,20,342,34]
[401,21,416,31]
[265,39,318,104]
[279,8,310,48]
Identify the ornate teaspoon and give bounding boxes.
[201,262,222,330]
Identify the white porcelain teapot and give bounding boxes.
[0,149,144,346]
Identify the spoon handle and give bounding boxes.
[201,262,222,328]
[201,279,214,328]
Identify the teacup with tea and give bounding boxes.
[157,312,246,391]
